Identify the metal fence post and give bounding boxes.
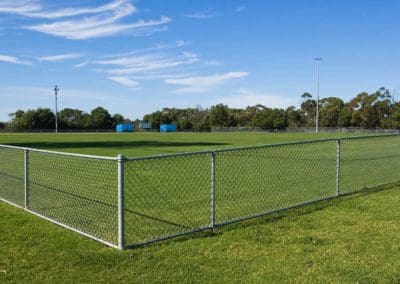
[117,154,125,250]
[210,152,216,229]
[336,139,341,196]
[24,149,29,209]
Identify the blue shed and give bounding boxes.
[116,124,134,132]
[160,124,177,132]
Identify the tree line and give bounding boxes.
[4,107,131,131]
[2,87,399,131]
[143,87,399,130]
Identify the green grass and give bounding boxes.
[0,132,364,157]
[1,185,400,282]
[1,132,400,282]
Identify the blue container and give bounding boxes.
[116,124,134,132]
[160,124,177,132]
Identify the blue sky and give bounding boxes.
[0,0,399,121]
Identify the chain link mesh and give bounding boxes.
[124,153,211,246]
[0,146,25,206]
[215,141,337,224]
[27,151,118,245]
[1,134,400,248]
[340,135,400,194]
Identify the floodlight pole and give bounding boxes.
[314,58,322,134]
[54,85,59,134]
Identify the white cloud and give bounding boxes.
[26,15,171,40]
[0,54,31,65]
[184,10,215,19]
[95,52,199,75]
[0,0,41,14]
[74,61,90,68]
[165,72,248,93]
[235,6,246,13]
[107,76,139,87]
[0,0,134,19]
[218,89,296,108]
[204,60,221,66]
[0,0,171,40]
[176,40,190,47]
[38,53,83,62]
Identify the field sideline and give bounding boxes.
[1,132,400,282]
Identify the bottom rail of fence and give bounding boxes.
[214,195,338,228]
[124,226,213,249]
[25,208,119,249]
[0,197,23,209]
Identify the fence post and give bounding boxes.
[336,139,341,196]
[117,154,125,250]
[24,149,29,209]
[210,152,216,229]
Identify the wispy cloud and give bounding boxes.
[176,40,191,47]
[74,61,90,68]
[0,0,41,14]
[165,72,248,93]
[204,60,221,66]
[235,6,246,13]
[0,0,134,19]
[0,54,31,65]
[218,89,296,108]
[38,53,83,62]
[0,0,171,40]
[107,76,139,88]
[26,13,171,40]
[94,51,199,75]
[184,10,215,19]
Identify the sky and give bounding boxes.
[0,0,399,121]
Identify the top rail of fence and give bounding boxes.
[0,144,117,161]
[125,133,400,161]
[339,133,400,140]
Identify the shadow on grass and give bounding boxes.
[6,140,229,149]
[148,181,400,248]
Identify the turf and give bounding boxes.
[1,185,400,282]
[1,132,400,282]
[0,132,365,157]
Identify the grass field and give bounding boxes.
[0,132,364,157]
[1,132,400,282]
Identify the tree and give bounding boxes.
[319,97,344,127]
[9,110,25,130]
[338,105,352,127]
[90,107,112,129]
[59,108,85,129]
[300,98,316,127]
[112,113,125,128]
[286,106,302,127]
[210,104,230,127]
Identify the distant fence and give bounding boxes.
[212,127,400,133]
[1,134,400,249]
[0,129,115,133]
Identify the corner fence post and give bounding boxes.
[336,139,341,196]
[117,154,125,250]
[24,149,29,209]
[210,152,216,229]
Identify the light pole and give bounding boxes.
[314,58,322,133]
[54,85,59,133]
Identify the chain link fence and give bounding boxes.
[1,134,400,249]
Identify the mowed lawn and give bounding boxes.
[0,132,364,157]
[1,132,400,282]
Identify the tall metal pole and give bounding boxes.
[314,58,322,133]
[54,85,59,133]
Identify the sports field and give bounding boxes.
[1,132,400,282]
